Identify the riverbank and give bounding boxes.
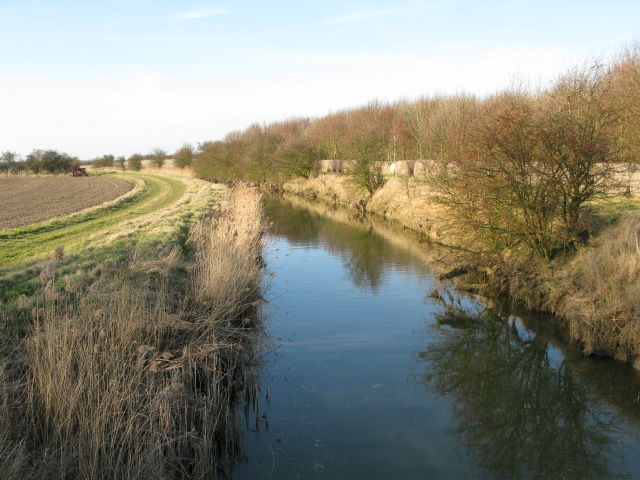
[0,183,267,478]
[282,174,640,369]
[240,193,640,478]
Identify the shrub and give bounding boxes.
[128,153,143,171]
[431,63,625,259]
[149,148,167,168]
[173,144,194,169]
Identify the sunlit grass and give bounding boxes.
[0,172,223,329]
[0,186,267,479]
[0,173,212,266]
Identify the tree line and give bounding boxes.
[2,43,638,260]
[0,145,196,175]
[191,45,640,259]
[91,146,194,171]
[0,150,80,175]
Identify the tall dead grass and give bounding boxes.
[190,185,265,323]
[0,186,266,479]
[550,214,640,358]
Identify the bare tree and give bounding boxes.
[149,148,167,168]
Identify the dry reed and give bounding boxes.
[550,214,640,357]
[190,185,265,323]
[0,186,267,479]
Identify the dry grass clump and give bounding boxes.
[550,214,640,357]
[368,176,440,239]
[283,174,444,240]
[283,174,369,210]
[0,186,267,479]
[190,185,265,323]
[145,166,195,177]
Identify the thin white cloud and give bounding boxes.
[321,1,462,25]
[242,53,355,64]
[131,67,164,91]
[175,8,231,20]
[391,38,623,56]
[322,8,407,25]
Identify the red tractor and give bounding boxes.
[71,166,88,177]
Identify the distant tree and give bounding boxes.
[149,148,167,168]
[193,141,229,180]
[115,156,126,171]
[395,95,478,162]
[0,154,9,175]
[351,147,385,195]
[103,154,115,167]
[128,153,143,171]
[306,111,348,159]
[193,134,250,181]
[344,101,395,194]
[24,149,44,173]
[93,154,115,169]
[279,142,321,179]
[173,143,194,169]
[41,150,75,173]
[396,98,432,159]
[242,123,282,181]
[607,42,640,165]
[23,149,76,174]
[0,151,20,175]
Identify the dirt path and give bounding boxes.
[0,176,133,230]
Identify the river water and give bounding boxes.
[236,195,640,480]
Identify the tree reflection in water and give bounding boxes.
[413,291,629,480]
[264,195,414,294]
[341,226,387,293]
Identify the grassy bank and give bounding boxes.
[0,172,195,266]
[283,174,640,368]
[0,172,222,315]
[0,176,268,478]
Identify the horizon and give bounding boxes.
[1,0,638,160]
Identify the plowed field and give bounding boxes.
[0,176,134,230]
[0,172,222,266]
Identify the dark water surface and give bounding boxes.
[236,195,640,480]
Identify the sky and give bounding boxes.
[0,0,638,160]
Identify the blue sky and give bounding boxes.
[1,0,638,159]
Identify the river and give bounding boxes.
[235,194,640,480]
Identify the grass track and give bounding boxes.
[0,172,189,266]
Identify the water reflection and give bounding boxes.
[243,195,640,479]
[264,195,431,293]
[264,198,322,246]
[413,292,632,480]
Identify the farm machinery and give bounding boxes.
[71,166,88,177]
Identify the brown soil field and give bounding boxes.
[0,176,134,230]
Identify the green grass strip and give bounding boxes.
[0,172,187,266]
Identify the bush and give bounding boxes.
[115,156,126,171]
[24,149,77,174]
[128,153,143,171]
[93,154,115,169]
[278,142,321,179]
[431,64,625,259]
[173,144,194,169]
